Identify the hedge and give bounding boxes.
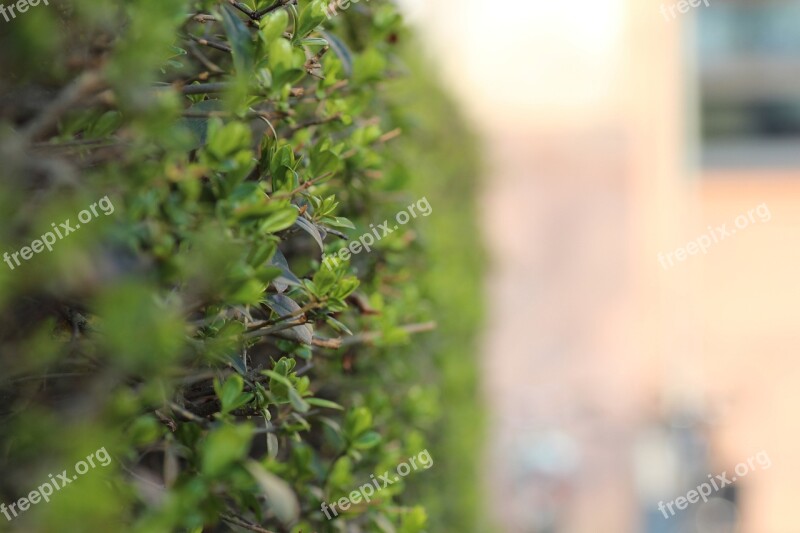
[0,1,484,531]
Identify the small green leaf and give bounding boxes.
[217,375,244,412]
[320,29,353,77]
[294,0,327,41]
[207,120,252,160]
[260,206,299,232]
[310,149,340,177]
[325,315,352,336]
[268,37,294,71]
[201,423,253,477]
[245,461,300,525]
[260,9,289,43]
[354,47,387,84]
[294,217,324,251]
[351,430,381,450]
[306,397,344,410]
[288,387,310,413]
[324,216,355,229]
[344,406,372,439]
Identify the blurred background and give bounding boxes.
[401,0,800,531]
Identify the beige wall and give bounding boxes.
[692,176,800,533]
[405,0,800,530]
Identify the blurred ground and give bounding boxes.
[480,127,637,532]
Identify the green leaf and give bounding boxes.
[262,368,293,399]
[181,99,224,148]
[399,506,429,533]
[306,397,345,410]
[247,241,277,266]
[264,293,302,318]
[94,283,185,370]
[245,461,300,525]
[256,265,282,283]
[288,387,310,413]
[259,206,299,232]
[325,315,352,336]
[344,406,372,439]
[269,249,303,292]
[294,217,324,251]
[216,375,254,414]
[201,424,253,477]
[86,111,122,138]
[207,120,252,160]
[323,216,355,229]
[294,0,327,41]
[230,279,267,305]
[320,30,353,77]
[260,9,289,44]
[351,430,381,450]
[354,47,387,84]
[268,37,294,71]
[310,149,340,177]
[275,323,313,345]
[217,375,244,411]
[312,263,337,295]
[234,200,292,224]
[300,37,328,47]
[333,276,360,300]
[221,4,256,75]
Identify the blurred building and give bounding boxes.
[404,0,800,531]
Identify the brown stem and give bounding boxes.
[253,0,295,19]
[337,322,437,348]
[220,513,277,533]
[20,71,106,143]
[189,35,232,53]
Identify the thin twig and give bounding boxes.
[377,127,402,144]
[250,301,322,329]
[178,82,230,94]
[189,35,232,53]
[312,337,342,349]
[20,71,106,142]
[270,172,334,200]
[227,0,257,19]
[337,322,437,348]
[168,401,210,424]
[243,319,308,340]
[287,114,341,136]
[190,13,218,23]
[154,410,178,432]
[187,42,224,73]
[31,138,116,148]
[7,372,87,384]
[253,0,295,19]
[221,513,277,533]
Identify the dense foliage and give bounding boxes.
[0,1,484,531]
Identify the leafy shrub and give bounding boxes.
[0,0,483,532]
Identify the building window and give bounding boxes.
[697,0,800,168]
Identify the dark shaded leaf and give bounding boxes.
[221,4,255,75]
[320,29,352,77]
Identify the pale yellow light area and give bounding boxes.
[398,0,627,129]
